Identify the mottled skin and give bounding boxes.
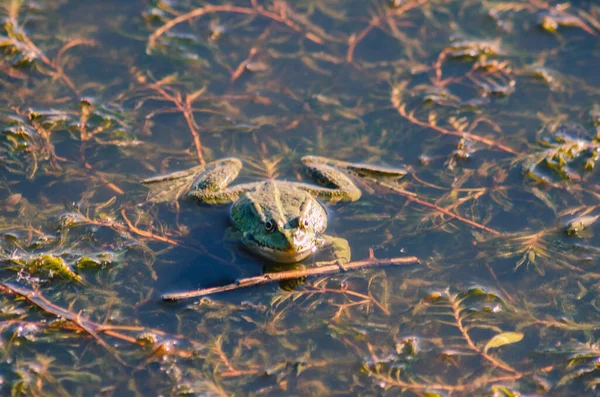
[143,156,406,265]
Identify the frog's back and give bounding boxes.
[230,181,327,234]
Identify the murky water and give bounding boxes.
[0,0,600,395]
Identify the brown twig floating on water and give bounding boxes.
[0,282,198,362]
[392,100,519,155]
[147,2,324,52]
[360,176,502,235]
[162,255,420,301]
[0,282,128,365]
[6,5,95,97]
[139,78,207,164]
[386,185,501,235]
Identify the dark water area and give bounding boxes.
[0,0,600,395]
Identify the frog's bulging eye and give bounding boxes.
[264,220,275,232]
[298,217,309,229]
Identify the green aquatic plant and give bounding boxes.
[518,121,600,183]
[3,253,81,281]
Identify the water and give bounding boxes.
[0,0,600,395]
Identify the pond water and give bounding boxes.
[1,0,600,395]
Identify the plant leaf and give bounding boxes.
[484,332,524,353]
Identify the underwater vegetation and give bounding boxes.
[0,0,599,395]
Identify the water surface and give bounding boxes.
[0,0,600,395]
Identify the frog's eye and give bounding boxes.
[264,220,275,232]
[298,218,310,229]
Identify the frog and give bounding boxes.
[142,156,406,268]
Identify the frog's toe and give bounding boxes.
[346,163,408,178]
[336,260,350,272]
[301,155,331,165]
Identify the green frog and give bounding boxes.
[143,156,405,267]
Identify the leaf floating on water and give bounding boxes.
[75,253,114,269]
[490,385,518,397]
[446,39,502,58]
[244,62,269,73]
[5,193,22,206]
[422,392,445,397]
[4,254,82,282]
[483,332,524,353]
[538,11,597,35]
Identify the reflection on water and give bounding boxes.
[0,0,599,395]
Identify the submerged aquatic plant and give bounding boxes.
[519,122,600,183]
[0,0,597,395]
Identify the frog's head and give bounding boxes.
[230,183,327,263]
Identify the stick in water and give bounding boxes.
[162,255,419,301]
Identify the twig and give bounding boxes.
[231,48,258,83]
[148,5,254,50]
[229,26,271,83]
[394,102,519,155]
[347,17,379,63]
[7,14,93,96]
[485,263,514,302]
[148,3,322,51]
[390,84,518,154]
[311,287,390,315]
[368,370,522,393]
[141,80,206,164]
[162,255,419,301]
[219,359,333,378]
[0,282,127,365]
[375,181,501,234]
[446,290,521,375]
[347,0,428,63]
[0,283,200,362]
[120,209,180,245]
[87,167,125,195]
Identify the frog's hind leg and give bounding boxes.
[298,156,362,203]
[300,155,408,202]
[143,164,206,204]
[142,158,242,204]
[185,158,253,204]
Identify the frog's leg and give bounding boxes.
[184,158,257,204]
[315,235,351,271]
[297,156,362,203]
[299,156,408,203]
[143,158,249,204]
[143,163,208,204]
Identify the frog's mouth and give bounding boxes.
[243,235,316,263]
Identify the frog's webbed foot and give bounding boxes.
[345,162,408,180]
[316,235,351,271]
